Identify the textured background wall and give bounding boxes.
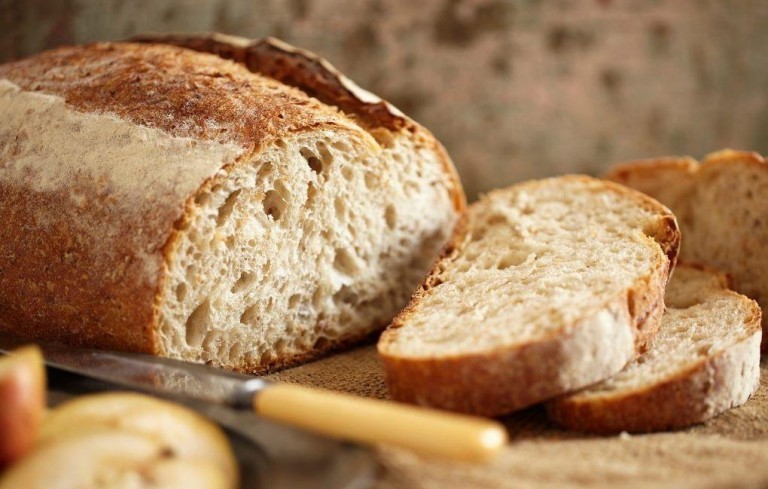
[2,0,767,198]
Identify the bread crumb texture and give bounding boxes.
[386,176,667,356]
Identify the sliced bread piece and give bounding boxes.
[547,264,762,433]
[605,150,768,349]
[378,176,680,416]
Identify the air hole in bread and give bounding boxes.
[497,252,527,269]
[306,182,318,207]
[301,147,324,174]
[231,271,256,294]
[669,297,704,309]
[334,197,346,220]
[202,331,218,350]
[364,172,378,190]
[316,141,333,165]
[313,336,330,349]
[697,343,713,356]
[369,127,395,147]
[341,166,354,181]
[257,161,274,179]
[259,351,274,365]
[225,236,236,250]
[333,248,359,277]
[333,285,359,306]
[385,205,397,230]
[626,290,637,317]
[275,139,288,149]
[274,338,288,355]
[194,192,211,206]
[331,141,351,152]
[175,283,187,302]
[288,294,301,309]
[240,304,258,325]
[312,288,325,309]
[216,189,241,226]
[263,190,284,221]
[186,300,211,348]
[228,342,243,362]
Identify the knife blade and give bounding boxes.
[0,335,508,462]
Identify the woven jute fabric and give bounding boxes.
[267,346,768,488]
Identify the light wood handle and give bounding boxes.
[253,383,507,462]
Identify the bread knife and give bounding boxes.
[0,336,507,462]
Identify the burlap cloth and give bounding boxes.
[267,346,768,488]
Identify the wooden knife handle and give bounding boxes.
[252,383,507,462]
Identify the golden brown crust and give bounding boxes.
[130,33,467,216]
[0,42,348,147]
[378,176,680,415]
[604,156,699,184]
[131,33,407,132]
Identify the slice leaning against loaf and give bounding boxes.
[546,264,762,433]
[378,176,680,416]
[605,149,768,349]
[0,39,465,373]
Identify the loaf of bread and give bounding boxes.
[547,264,762,433]
[0,38,465,373]
[378,176,680,416]
[605,149,768,349]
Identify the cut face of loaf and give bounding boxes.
[605,149,768,350]
[378,176,680,416]
[163,131,455,369]
[0,40,464,373]
[547,264,762,433]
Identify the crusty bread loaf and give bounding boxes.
[605,149,768,349]
[0,39,465,373]
[378,176,680,416]
[547,264,762,433]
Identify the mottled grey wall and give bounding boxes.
[3,0,768,198]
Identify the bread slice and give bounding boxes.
[0,39,465,373]
[378,176,680,416]
[605,150,768,349]
[547,264,762,433]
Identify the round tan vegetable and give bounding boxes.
[1,392,238,489]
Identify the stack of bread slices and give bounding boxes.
[380,152,765,433]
